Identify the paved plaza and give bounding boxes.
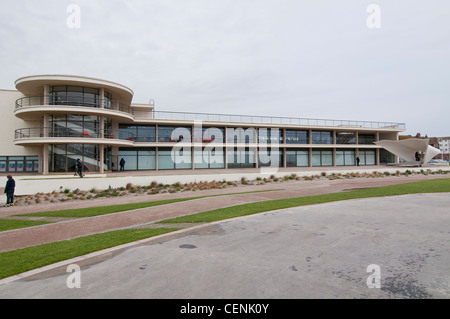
[0,192,449,299]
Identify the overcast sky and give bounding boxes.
[1,0,449,136]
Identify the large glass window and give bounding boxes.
[258,128,283,144]
[336,149,356,166]
[118,148,156,170]
[49,144,100,173]
[50,114,101,138]
[194,148,225,169]
[358,134,376,145]
[312,149,333,166]
[193,127,224,143]
[119,125,156,142]
[336,132,356,144]
[50,86,112,108]
[286,149,309,167]
[359,149,376,165]
[226,128,256,144]
[312,131,333,144]
[286,130,309,144]
[258,148,283,167]
[158,147,192,170]
[227,147,256,168]
[158,126,192,143]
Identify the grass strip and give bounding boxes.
[16,189,282,219]
[17,197,203,218]
[158,178,450,223]
[0,228,178,280]
[0,220,53,232]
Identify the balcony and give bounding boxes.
[14,127,134,146]
[14,95,134,120]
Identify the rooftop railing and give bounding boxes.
[15,95,405,130]
[149,110,406,130]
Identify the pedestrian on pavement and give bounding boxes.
[76,158,84,178]
[4,175,15,207]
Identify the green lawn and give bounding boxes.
[0,220,53,232]
[0,178,449,280]
[0,228,178,280]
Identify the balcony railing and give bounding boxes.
[149,110,405,130]
[14,127,124,140]
[15,95,133,115]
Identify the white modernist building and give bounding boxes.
[0,74,407,175]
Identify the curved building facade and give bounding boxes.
[0,74,405,175]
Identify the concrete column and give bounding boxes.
[99,144,104,173]
[333,148,336,167]
[42,144,49,175]
[43,114,50,138]
[43,85,49,105]
[100,88,105,108]
[100,116,104,139]
[309,147,313,167]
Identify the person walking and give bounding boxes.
[76,158,84,178]
[4,175,15,207]
[120,158,126,171]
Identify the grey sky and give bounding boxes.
[0,0,449,136]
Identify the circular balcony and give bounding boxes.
[14,95,134,121]
[14,127,135,146]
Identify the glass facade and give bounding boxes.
[258,149,283,167]
[119,125,156,142]
[194,148,225,169]
[336,132,356,144]
[312,149,333,166]
[227,148,256,168]
[158,126,192,143]
[336,149,356,166]
[358,149,376,165]
[226,128,256,144]
[358,134,376,145]
[158,147,192,170]
[286,149,309,167]
[118,148,156,171]
[50,114,109,138]
[312,131,333,144]
[258,128,283,144]
[0,156,39,172]
[49,144,100,173]
[286,130,309,144]
[50,86,112,108]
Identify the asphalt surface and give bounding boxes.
[0,192,448,299]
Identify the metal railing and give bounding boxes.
[14,96,405,130]
[15,95,133,115]
[149,110,405,130]
[14,127,126,140]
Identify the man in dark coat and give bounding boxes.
[4,175,15,207]
[76,159,84,178]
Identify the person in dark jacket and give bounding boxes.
[76,159,84,178]
[4,175,15,207]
